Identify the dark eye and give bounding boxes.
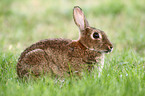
[93,32,99,39]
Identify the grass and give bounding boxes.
[0,0,145,96]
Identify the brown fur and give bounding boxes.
[17,6,113,78]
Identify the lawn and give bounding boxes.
[0,0,145,96]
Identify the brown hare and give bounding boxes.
[17,6,113,78]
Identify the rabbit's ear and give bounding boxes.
[73,6,89,31]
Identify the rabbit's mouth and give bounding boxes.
[87,46,113,54]
[87,48,112,54]
[102,48,113,54]
[104,50,111,53]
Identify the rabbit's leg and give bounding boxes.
[50,63,66,77]
[20,49,50,77]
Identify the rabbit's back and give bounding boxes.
[18,38,72,60]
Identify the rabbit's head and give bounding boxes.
[73,6,113,53]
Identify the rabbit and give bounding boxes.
[17,6,113,78]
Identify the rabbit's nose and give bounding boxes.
[107,46,113,52]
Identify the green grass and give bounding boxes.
[0,0,145,96]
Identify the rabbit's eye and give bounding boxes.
[93,32,99,39]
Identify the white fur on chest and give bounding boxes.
[94,53,105,77]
